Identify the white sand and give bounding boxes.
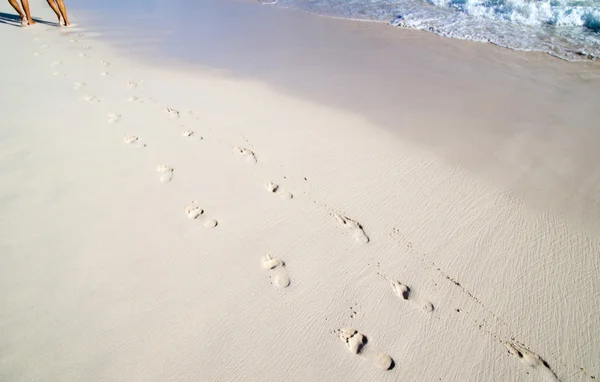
[1,2,599,381]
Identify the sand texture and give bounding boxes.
[1,2,599,381]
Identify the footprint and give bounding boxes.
[334,214,369,244]
[266,182,278,193]
[100,60,110,66]
[391,281,410,300]
[202,218,218,228]
[156,165,174,183]
[127,96,140,103]
[123,135,146,148]
[78,53,88,58]
[127,81,138,89]
[184,201,218,227]
[84,95,99,103]
[390,280,434,313]
[505,343,559,381]
[164,107,180,119]
[234,146,257,163]
[50,61,63,66]
[100,71,110,76]
[108,113,121,124]
[69,39,78,43]
[83,45,91,50]
[262,254,290,288]
[124,135,138,144]
[52,72,65,77]
[40,44,49,49]
[182,130,202,139]
[33,52,42,57]
[339,328,366,354]
[339,328,394,370]
[184,201,203,219]
[73,82,86,90]
[266,182,293,200]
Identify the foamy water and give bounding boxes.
[262,0,600,60]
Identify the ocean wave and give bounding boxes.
[427,0,600,31]
[263,0,600,60]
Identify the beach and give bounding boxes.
[1,0,599,381]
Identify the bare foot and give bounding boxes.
[20,17,27,27]
[27,18,36,25]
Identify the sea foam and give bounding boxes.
[266,0,600,60]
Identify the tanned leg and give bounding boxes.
[19,0,35,25]
[46,0,61,24]
[7,0,26,25]
[55,0,70,26]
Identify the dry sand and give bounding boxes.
[1,1,599,381]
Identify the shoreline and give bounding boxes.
[258,0,600,62]
[268,3,599,62]
[75,0,600,236]
[1,1,599,381]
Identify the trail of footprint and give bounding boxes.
[388,229,569,379]
[108,113,121,124]
[505,343,559,381]
[124,135,146,148]
[156,165,174,183]
[101,60,110,66]
[184,201,218,228]
[74,82,86,90]
[390,280,434,313]
[164,107,180,119]
[234,146,257,163]
[100,71,110,76]
[266,182,293,200]
[334,214,369,244]
[262,254,290,288]
[338,328,394,370]
[127,81,138,89]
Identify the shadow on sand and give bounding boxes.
[0,11,57,27]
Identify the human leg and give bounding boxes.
[7,0,26,24]
[19,0,35,24]
[46,0,61,24]
[54,0,69,25]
